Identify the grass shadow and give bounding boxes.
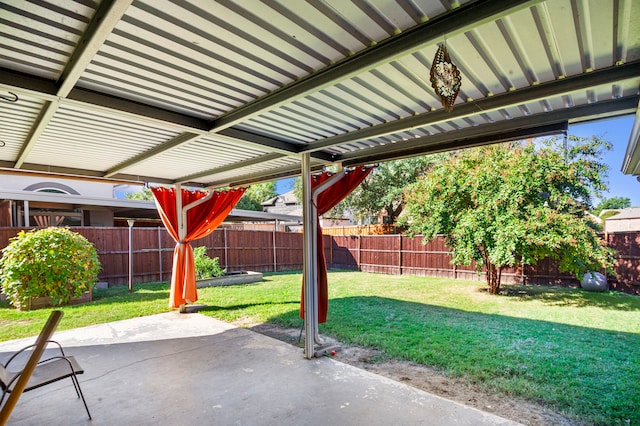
[91,282,170,304]
[195,300,300,314]
[497,284,640,311]
[260,295,639,425]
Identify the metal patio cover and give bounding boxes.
[1,0,639,187]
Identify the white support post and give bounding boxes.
[301,153,316,359]
[176,184,184,242]
[174,184,183,309]
[127,219,135,292]
[310,165,346,345]
[23,200,29,227]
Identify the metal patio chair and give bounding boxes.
[0,310,91,423]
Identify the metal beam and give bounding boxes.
[104,128,333,180]
[219,129,335,161]
[211,0,543,132]
[13,101,60,168]
[301,61,640,155]
[339,96,638,165]
[68,87,211,131]
[174,152,285,184]
[622,101,640,175]
[57,0,133,96]
[0,161,177,186]
[0,68,58,99]
[218,128,307,156]
[343,122,569,166]
[104,133,203,178]
[0,165,146,186]
[0,69,212,131]
[0,68,334,168]
[11,1,131,170]
[209,162,325,189]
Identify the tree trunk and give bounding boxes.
[485,262,502,294]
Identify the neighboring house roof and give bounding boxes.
[0,189,301,223]
[262,190,302,217]
[262,190,299,207]
[603,208,640,220]
[584,211,602,224]
[603,207,640,232]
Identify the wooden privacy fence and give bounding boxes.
[331,232,640,295]
[0,227,319,286]
[0,227,638,294]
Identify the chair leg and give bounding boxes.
[70,373,91,420]
[69,375,81,398]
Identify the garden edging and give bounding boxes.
[196,271,263,288]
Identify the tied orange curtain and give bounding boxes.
[301,166,374,323]
[151,186,246,308]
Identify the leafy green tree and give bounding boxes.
[235,182,277,211]
[125,187,154,200]
[340,155,449,224]
[400,136,616,294]
[293,155,447,223]
[592,196,632,217]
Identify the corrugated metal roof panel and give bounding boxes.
[0,93,43,160]
[120,134,274,181]
[198,156,308,186]
[0,0,638,186]
[0,0,94,79]
[25,104,182,171]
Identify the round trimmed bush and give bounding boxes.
[0,227,101,309]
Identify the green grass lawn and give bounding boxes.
[1,271,638,425]
[0,282,173,339]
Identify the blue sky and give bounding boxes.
[568,116,639,207]
[276,115,640,207]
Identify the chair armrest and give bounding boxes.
[4,355,78,393]
[3,340,66,369]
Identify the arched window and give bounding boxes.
[21,182,82,227]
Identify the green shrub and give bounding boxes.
[0,227,101,309]
[193,246,225,279]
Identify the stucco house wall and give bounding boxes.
[604,208,640,233]
[0,176,120,226]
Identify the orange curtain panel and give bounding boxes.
[151,186,246,308]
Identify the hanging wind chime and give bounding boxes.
[430,43,461,112]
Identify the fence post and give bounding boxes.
[224,227,228,269]
[357,235,361,269]
[157,226,163,282]
[398,234,402,275]
[273,228,277,272]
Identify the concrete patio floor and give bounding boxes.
[0,312,521,426]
